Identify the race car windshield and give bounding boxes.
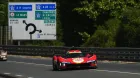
[65,53,85,58]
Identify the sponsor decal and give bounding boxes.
[72,58,84,63]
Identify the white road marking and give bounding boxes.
[28,77,34,78]
[15,74,22,76]
[7,60,140,75]
[3,73,10,75]
[7,61,52,66]
[9,55,51,60]
[93,69,140,75]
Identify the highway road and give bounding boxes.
[0,55,140,78]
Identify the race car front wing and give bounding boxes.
[59,60,97,69]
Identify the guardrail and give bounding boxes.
[0,45,140,62]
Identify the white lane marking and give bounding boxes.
[4,73,10,75]
[9,55,52,60]
[7,61,52,66]
[93,69,140,75]
[7,60,140,75]
[15,74,22,76]
[28,77,34,78]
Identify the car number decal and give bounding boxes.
[72,58,84,63]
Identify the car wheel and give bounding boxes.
[92,60,98,69]
[52,61,57,71]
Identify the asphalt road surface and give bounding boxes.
[0,55,140,78]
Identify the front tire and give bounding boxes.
[52,60,58,71]
[53,63,57,70]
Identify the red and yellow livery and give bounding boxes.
[52,49,97,71]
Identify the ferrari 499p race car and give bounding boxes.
[52,48,97,70]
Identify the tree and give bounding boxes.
[74,0,139,19]
[74,0,140,47]
[116,7,140,47]
[82,18,120,47]
[0,1,7,26]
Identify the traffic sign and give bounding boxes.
[9,5,32,11]
[8,2,56,40]
[9,12,27,18]
[35,11,56,23]
[36,4,56,10]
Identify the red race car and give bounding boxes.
[52,48,97,70]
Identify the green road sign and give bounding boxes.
[35,11,56,23]
[9,12,27,18]
[44,20,55,23]
[35,11,43,20]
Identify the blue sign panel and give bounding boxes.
[9,5,32,11]
[36,4,56,10]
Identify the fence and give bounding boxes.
[0,45,140,62]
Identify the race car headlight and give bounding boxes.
[60,63,62,66]
[60,62,70,66]
[62,63,65,66]
[0,55,6,58]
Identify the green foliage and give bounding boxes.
[24,40,64,46]
[116,7,140,47]
[82,18,120,47]
[83,28,109,47]
[74,0,140,47]
[82,7,140,47]
[78,32,90,42]
[74,0,139,19]
[121,7,140,25]
[0,3,6,25]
